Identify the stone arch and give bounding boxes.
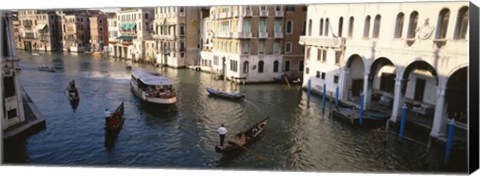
[344,54,365,98]
[401,60,438,105]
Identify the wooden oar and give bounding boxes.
[230,141,267,161]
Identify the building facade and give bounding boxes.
[199,5,305,83]
[283,5,307,81]
[59,12,91,52]
[89,13,109,52]
[153,7,200,67]
[109,8,154,61]
[107,13,118,57]
[299,2,469,139]
[16,10,60,51]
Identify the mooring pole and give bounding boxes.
[307,79,311,108]
[335,86,339,107]
[322,84,326,113]
[399,103,407,139]
[445,119,455,163]
[359,94,364,126]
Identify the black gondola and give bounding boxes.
[104,102,125,134]
[38,66,55,72]
[215,115,269,153]
[66,80,80,102]
[206,87,245,100]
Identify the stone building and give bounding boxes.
[89,12,109,52]
[299,2,469,139]
[16,10,61,51]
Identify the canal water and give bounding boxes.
[5,51,466,173]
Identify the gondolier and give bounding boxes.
[217,124,228,146]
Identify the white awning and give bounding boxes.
[35,24,47,31]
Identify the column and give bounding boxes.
[362,72,371,110]
[339,68,350,100]
[390,78,405,122]
[430,86,448,138]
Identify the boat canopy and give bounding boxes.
[132,70,174,86]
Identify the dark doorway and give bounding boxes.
[351,79,363,96]
[414,78,426,101]
[380,73,395,94]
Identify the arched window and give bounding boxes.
[436,8,450,39]
[363,16,371,38]
[394,13,404,38]
[308,19,312,36]
[244,61,249,73]
[258,61,264,73]
[373,15,381,38]
[338,17,343,37]
[407,11,419,39]
[273,60,279,72]
[286,20,293,34]
[319,19,324,36]
[348,17,354,37]
[325,18,329,36]
[455,6,469,39]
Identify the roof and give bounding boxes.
[131,70,174,86]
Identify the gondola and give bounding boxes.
[66,80,80,102]
[104,102,125,135]
[215,115,269,153]
[38,66,55,72]
[206,87,245,100]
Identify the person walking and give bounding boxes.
[217,124,227,146]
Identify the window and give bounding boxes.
[259,40,265,54]
[301,20,306,35]
[243,41,250,54]
[322,49,327,62]
[258,61,264,73]
[286,21,293,34]
[335,51,342,65]
[260,5,266,11]
[99,27,103,32]
[334,75,339,83]
[244,19,251,32]
[319,19,324,36]
[325,18,329,36]
[180,25,185,35]
[274,41,281,54]
[363,16,371,38]
[338,17,343,37]
[276,5,282,11]
[259,19,266,32]
[316,71,320,78]
[317,48,322,61]
[180,7,184,13]
[273,60,279,72]
[306,47,310,59]
[274,19,282,33]
[145,13,149,19]
[373,15,381,38]
[286,5,294,11]
[308,19,312,36]
[321,72,326,80]
[394,13,405,38]
[299,60,304,72]
[348,17,354,37]
[407,11,419,39]
[455,7,469,39]
[436,9,450,39]
[306,67,309,74]
[3,77,16,98]
[244,61,249,73]
[285,42,292,53]
[99,19,103,24]
[284,60,290,72]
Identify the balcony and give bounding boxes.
[231,32,252,39]
[274,32,283,38]
[259,11,268,17]
[216,32,231,38]
[258,32,268,39]
[298,36,346,48]
[219,12,228,19]
[275,11,284,17]
[243,10,253,17]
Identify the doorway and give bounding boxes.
[414,78,426,101]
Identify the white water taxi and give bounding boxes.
[130,70,176,105]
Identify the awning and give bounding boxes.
[35,24,47,31]
[116,36,134,41]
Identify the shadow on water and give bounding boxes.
[104,130,120,152]
[3,138,28,163]
[215,150,244,167]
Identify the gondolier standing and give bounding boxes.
[217,124,227,146]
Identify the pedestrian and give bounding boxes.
[217,124,227,146]
[104,109,111,118]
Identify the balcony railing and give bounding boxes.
[259,11,268,17]
[299,36,346,48]
[216,32,231,38]
[274,32,283,38]
[243,10,253,17]
[275,11,284,17]
[258,32,268,39]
